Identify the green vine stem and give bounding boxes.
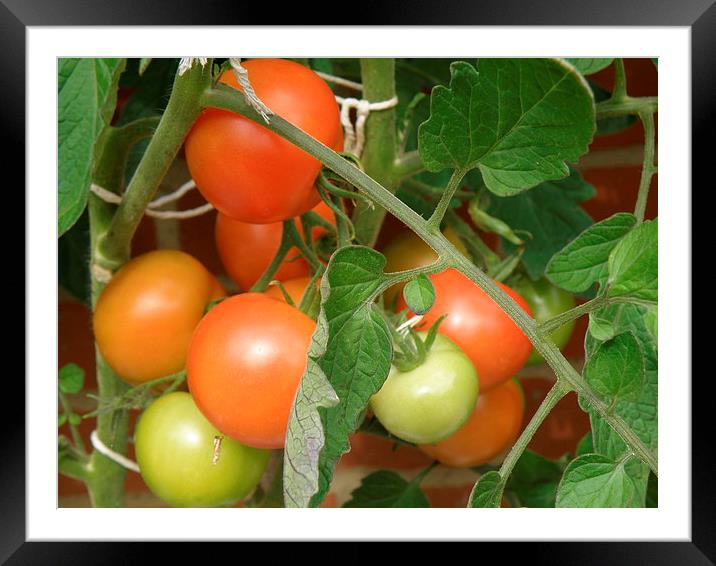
[392,150,425,180]
[611,58,628,101]
[201,85,658,476]
[634,111,656,224]
[595,96,657,119]
[350,59,398,247]
[539,295,609,334]
[59,392,86,455]
[98,63,212,268]
[497,380,570,481]
[249,222,294,293]
[427,168,466,230]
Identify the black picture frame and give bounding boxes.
[8,0,706,562]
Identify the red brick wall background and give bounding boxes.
[58,59,658,508]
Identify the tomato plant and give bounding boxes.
[58,57,658,511]
[93,250,224,384]
[185,58,342,223]
[134,391,270,507]
[510,276,577,365]
[369,333,478,444]
[215,200,335,291]
[418,378,525,467]
[187,292,315,449]
[399,268,533,392]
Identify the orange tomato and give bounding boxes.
[187,293,315,449]
[93,250,224,384]
[418,378,525,467]
[264,276,317,306]
[215,200,335,291]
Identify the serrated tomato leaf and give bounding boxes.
[565,58,614,75]
[343,470,430,508]
[607,219,657,303]
[284,247,393,508]
[418,59,595,196]
[584,332,645,403]
[556,454,641,507]
[546,213,637,293]
[488,168,596,279]
[468,471,504,508]
[58,58,125,236]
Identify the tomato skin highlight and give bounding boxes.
[185,59,342,223]
[215,200,335,291]
[418,378,525,468]
[134,392,270,507]
[187,293,315,449]
[93,250,225,385]
[369,334,479,444]
[511,277,576,365]
[400,268,533,392]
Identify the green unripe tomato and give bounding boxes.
[369,334,479,444]
[512,277,576,365]
[134,392,270,507]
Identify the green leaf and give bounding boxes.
[583,332,645,403]
[58,413,68,427]
[646,472,658,507]
[117,58,178,125]
[284,247,393,508]
[468,471,504,508]
[576,432,593,457]
[546,212,637,293]
[644,306,658,344]
[59,363,85,394]
[556,454,641,507]
[68,413,82,426]
[58,58,125,236]
[507,450,565,508]
[342,470,430,508]
[565,58,614,75]
[488,168,596,279]
[583,303,657,505]
[58,209,91,304]
[418,59,595,196]
[402,274,435,315]
[607,219,658,303]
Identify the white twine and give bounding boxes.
[229,58,273,123]
[336,95,399,157]
[315,71,363,91]
[90,181,214,220]
[90,430,141,473]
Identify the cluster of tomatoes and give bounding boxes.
[91,59,576,507]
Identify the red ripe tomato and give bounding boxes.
[418,378,525,467]
[399,268,533,392]
[187,293,315,449]
[93,250,225,384]
[215,201,335,291]
[185,58,342,223]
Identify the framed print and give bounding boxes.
[5,0,707,561]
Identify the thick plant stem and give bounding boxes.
[99,63,212,268]
[351,59,398,247]
[634,111,656,224]
[202,87,658,476]
[86,193,131,507]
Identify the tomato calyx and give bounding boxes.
[390,314,447,373]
